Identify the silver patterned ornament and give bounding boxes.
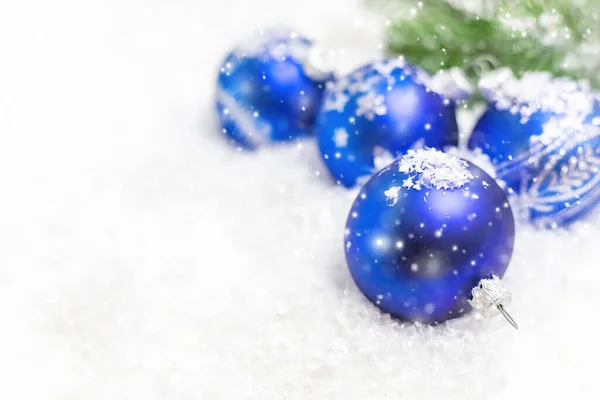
[523,121,600,227]
[469,69,600,227]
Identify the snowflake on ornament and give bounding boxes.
[333,128,349,147]
[322,90,349,113]
[355,92,387,120]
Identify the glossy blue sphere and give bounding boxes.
[345,149,515,324]
[316,59,459,188]
[468,75,600,227]
[469,105,552,191]
[216,28,331,150]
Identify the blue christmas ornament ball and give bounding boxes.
[316,58,461,188]
[345,148,515,324]
[216,28,332,150]
[468,69,600,226]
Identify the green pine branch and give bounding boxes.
[379,0,600,88]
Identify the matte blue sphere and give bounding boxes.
[316,59,459,188]
[216,28,331,150]
[468,72,600,226]
[344,149,515,324]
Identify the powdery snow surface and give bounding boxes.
[398,148,474,190]
[0,0,599,399]
[479,67,597,122]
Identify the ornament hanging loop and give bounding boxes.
[497,304,519,330]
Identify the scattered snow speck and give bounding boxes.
[398,148,474,191]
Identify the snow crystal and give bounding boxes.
[478,67,597,123]
[384,186,402,205]
[398,148,474,190]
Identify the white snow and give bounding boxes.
[419,66,475,100]
[0,1,599,399]
[479,67,597,122]
[534,116,600,147]
[384,186,402,205]
[398,148,474,190]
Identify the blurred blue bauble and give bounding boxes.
[468,69,600,227]
[316,59,461,188]
[345,149,515,324]
[216,28,333,150]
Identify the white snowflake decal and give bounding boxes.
[323,92,349,113]
[356,92,387,120]
[333,128,349,147]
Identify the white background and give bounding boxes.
[0,0,598,398]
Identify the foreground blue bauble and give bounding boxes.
[469,69,600,227]
[216,28,332,150]
[345,149,515,324]
[316,59,460,188]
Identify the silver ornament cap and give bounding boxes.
[468,275,519,329]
